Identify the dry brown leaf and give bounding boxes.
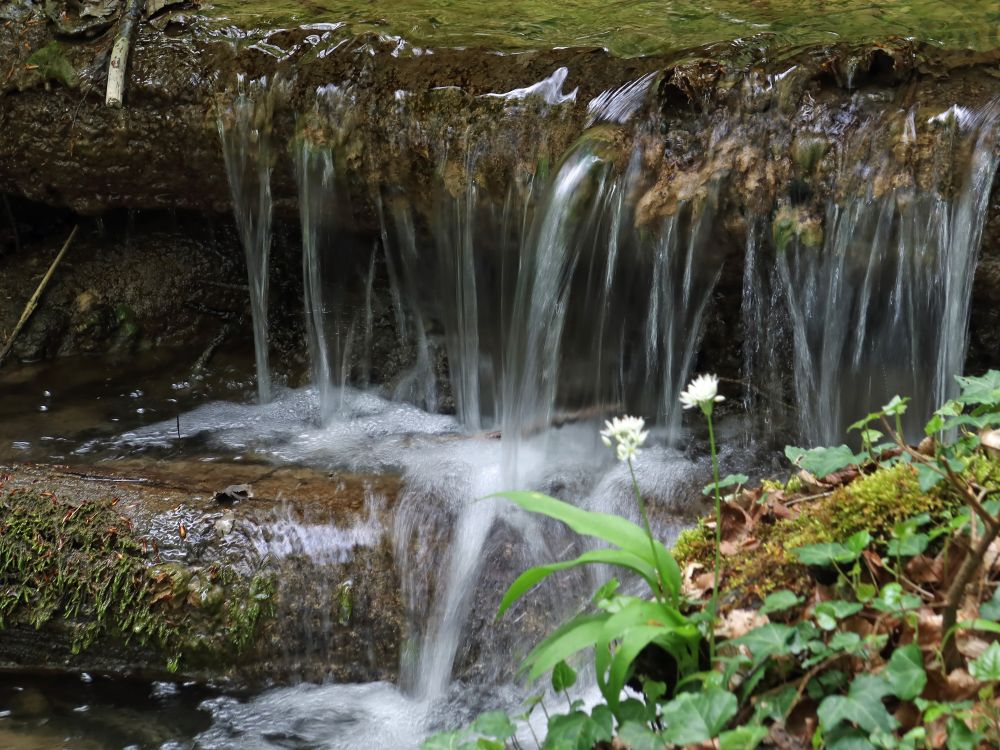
[716,608,770,639]
[925,668,979,702]
[906,554,943,584]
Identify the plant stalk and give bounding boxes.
[628,458,667,603]
[707,410,722,662]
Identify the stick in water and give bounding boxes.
[0,226,79,367]
[105,0,145,108]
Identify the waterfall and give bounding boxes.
[217,75,280,404]
[769,102,1000,444]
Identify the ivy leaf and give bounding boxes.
[616,722,661,750]
[885,644,926,700]
[731,624,794,667]
[660,689,737,745]
[968,641,1000,682]
[881,395,909,416]
[980,587,1000,621]
[955,370,1000,406]
[422,731,470,750]
[551,660,577,692]
[785,445,860,478]
[759,589,802,615]
[793,542,858,567]
[718,725,768,750]
[870,583,922,613]
[544,711,611,750]
[472,712,517,740]
[814,600,864,630]
[818,675,898,735]
[917,463,945,492]
[702,474,749,496]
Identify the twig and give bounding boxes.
[193,319,237,372]
[105,0,144,108]
[942,515,1000,671]
[0,225,78,368]
[2,194,20,253]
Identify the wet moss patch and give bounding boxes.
[0,484,274,672]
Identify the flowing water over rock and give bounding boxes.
[2,5,1000,749]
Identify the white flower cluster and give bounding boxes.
[679,373,724,413]
[600,415,649,462]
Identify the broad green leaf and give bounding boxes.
[882,395,909,416]
[752,684,796,723]
[968,641,1000,682]
[616,699,652,725]
[844,530,872,556]
[498,548,658,617]
[472,711,516,740]
[814,601,864,630]
[642,679,666,704]
[590,706,614,738]
[818,675,897,735]
[759,589,802,615]
[659,689,737,745]
[885,644,926,700]
[544,711,611,750]
[702,474,749,496]
[785,444,860,478]
[475,739,503,750]
[551,660,577,692]
[792,542,858,567]
[494,491,681,600]
[825,729,877,750]
[955,370,1000,406]
[522,613,609,682]
[917,463,945,492]
[871,583,922,613]
[422,731,469,750]
[731,623,795,667]
[946,717,980,750]
[980,586,1000,621]
[718,725,768,750]
[616,722,662,750]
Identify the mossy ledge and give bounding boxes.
[672,461,976,608]
[0,482,275,678]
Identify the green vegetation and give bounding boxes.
[426,370,1000,750]
[0,486,275,671]
[204,0,1000,57]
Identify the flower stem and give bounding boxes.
[707,410,722,662]
[628,458,666,603]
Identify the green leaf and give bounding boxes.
[660,689,737,745]
[544,712,611,750]
[882,395,909,416]
[494,491,681,602]
[870,583,922,613]
[475,739,504,750]
[968,641,1000,682]
[980,587,1000,621]
[702,474,749,496]
[785,445,860,478]
[732,624,795,667]
[759,589,802,615]
[818,675,898,735]
[792,542,859,567]
[955,370,1000,406]
[718,725,768,750]
[917,463,945,492]
[616,722,662,750]
[498,548,658,617]
[522,612,609,682]
[885,644,926,700]
[552,660,577,692]
[422,731,469,750]
[472,711,517,740]
[844,530,872,556]
[814,600,864,630]
[945,716,980,750]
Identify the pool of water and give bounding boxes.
[201,0,1000,56]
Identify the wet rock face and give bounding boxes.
[0,462,405,688]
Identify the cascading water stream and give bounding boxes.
[217,75,280,404]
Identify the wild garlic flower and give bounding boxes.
[600,415,648,462]
[679,373,725,415]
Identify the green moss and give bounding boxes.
[673,463,960,606]
[0,488,275,671]
[26,42,78,89]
